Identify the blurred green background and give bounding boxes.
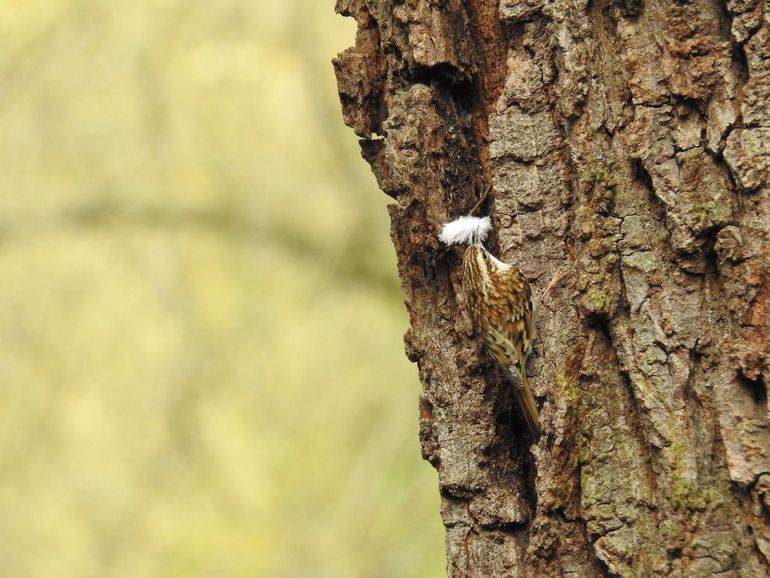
[0,2,444,576]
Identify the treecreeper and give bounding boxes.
[439,215,541,438]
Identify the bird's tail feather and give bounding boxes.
[502,364,541,438]
[513,380,541,438]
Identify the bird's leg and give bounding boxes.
[540,267,571,302]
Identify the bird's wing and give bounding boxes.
[482,324,524,389]
[481,273,533,372]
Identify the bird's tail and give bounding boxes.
[501,363,542,438]
[513,380,542,439]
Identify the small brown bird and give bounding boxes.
[440,216,541,437]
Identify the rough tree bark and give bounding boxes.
[334,0,770,575]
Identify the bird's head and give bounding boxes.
[465,244,508,275]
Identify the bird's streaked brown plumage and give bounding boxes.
[462,244,541,437]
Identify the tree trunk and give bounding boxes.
[334,0,770,575]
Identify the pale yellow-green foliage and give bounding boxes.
[0,1,444,576]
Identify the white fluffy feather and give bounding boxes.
[438,215,492,246]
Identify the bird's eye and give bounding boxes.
[481,252,487,260]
